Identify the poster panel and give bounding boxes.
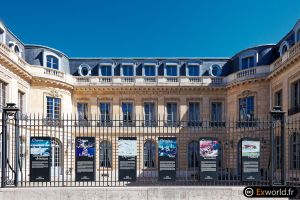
[199,138,220,181]
[30,137,51,182]
[75,137,95,181]
[118,137,137,181]
[241,139,261,181]
[158,137,177,181]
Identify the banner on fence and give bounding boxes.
[158,137,177,181]
[199,138,220,181]
[75,137,95,181]
[241,139,261,181]
[118,137,137,181]
[30,137,51,182]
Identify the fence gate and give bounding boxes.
[270,106,285,186]
[1,103,20,187]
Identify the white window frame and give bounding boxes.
[239,50,258,70]
[210,64,222,76]
[186,63,200,76]
[279,41,290,56]
[8,41,22,57]
[121,63,136,76]
[99,63,114,76]
[164,63,179,76]
[143,63,157,76]
[78,64,91,76]
[43,51,61,70]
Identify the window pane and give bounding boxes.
[239,96,254,121]
[144,102,155,121]
[122,102,133,121]
[188,102,200,121]
[77,103,88,120]
[167,103,177,122]
[188,65,199,76]
[100,103,110,121]
[166,66,177,76]
[46,55,59,70]
[211,102,222,121]
[123,66,134,76]
[101,66,112,76]
[144,66,155,76]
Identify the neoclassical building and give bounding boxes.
[0,19,300,184]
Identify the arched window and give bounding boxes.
[281,45,288,55]
[50,138,62,176]
[188,141,199,168]
[46,55,59,70]
[78,64,91,76]
[144,140,156,168]
[0,27,5,43]
[210,64,222,76]
[100,140,112,168]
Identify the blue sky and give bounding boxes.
[1,0,300,58]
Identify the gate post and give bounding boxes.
[1,103,19,188]
[270,106,285,186]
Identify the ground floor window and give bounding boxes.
[144,140,156,168]
[100,140,112,168]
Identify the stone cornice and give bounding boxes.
[31,77,74,91]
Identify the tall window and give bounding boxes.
[46,97,61,120]
[100,103,111,125]
[144,102,156,126]
[100,65,112,76]
[18,91,25,114]
[188,141,199,168]
[144,140,156,168]
[241,56,255,69]
[46,55,59,70]
[50,138,62,175]
[144,65,156,76]
[291,81,300,114]
[166,102,177,125]
[122,102,133,123]
[211,102,222,121]
[188,102,200,126]
[188,65,200,76]
[239,96,254,121]
[122,65,134,76]
[290,133,300,169]
[275,90,282,107]
[166,65,177,76]
[77,103,88,121]
[100,141,112,168]
[0,80,7,111]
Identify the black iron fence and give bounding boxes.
[1,104,299,187]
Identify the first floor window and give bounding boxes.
[290,133,300,169]
[77,103,88,121]
[122,102,133,122]
[144,140,156,168]
[144,102,156,125]
[0,80,7,111]
[100,103,111,122]
[239,96,254,121]
[275,90,282,107]
[46,96,61,120]
[100,141,112,168]
[18,91,25,114]
[211,102,222,121]
[188,141,199,168]
[292,80,300,110]
[166,102,177,123]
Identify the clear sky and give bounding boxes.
[1,0,300,58]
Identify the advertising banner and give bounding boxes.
[30,137,51,182]
[199,138,220,181]
[241,139,261,181]
[158,137,177,181]
[118,137,137,181]
[75,137,95,181]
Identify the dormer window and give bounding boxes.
[279,41,290,56]
[78,64,91,76]
[165,65,178,76]
[100,65,112,76]
[297,29,300,43]
[241,56,255,69]
[122,65,134,76]
[46,55,59,70]
[0,27,5,43]
[187,65,200,76]
[14,45,20,54]
[144,65,156,76]
[210,64,222,76]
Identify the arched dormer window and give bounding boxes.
[8,41,22,56]
[78,64,91,76]
[279,41,290,56]
[0,26,5,43]
[297,29,300,43]
[46,55,59,70]
[239,50,258,70]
